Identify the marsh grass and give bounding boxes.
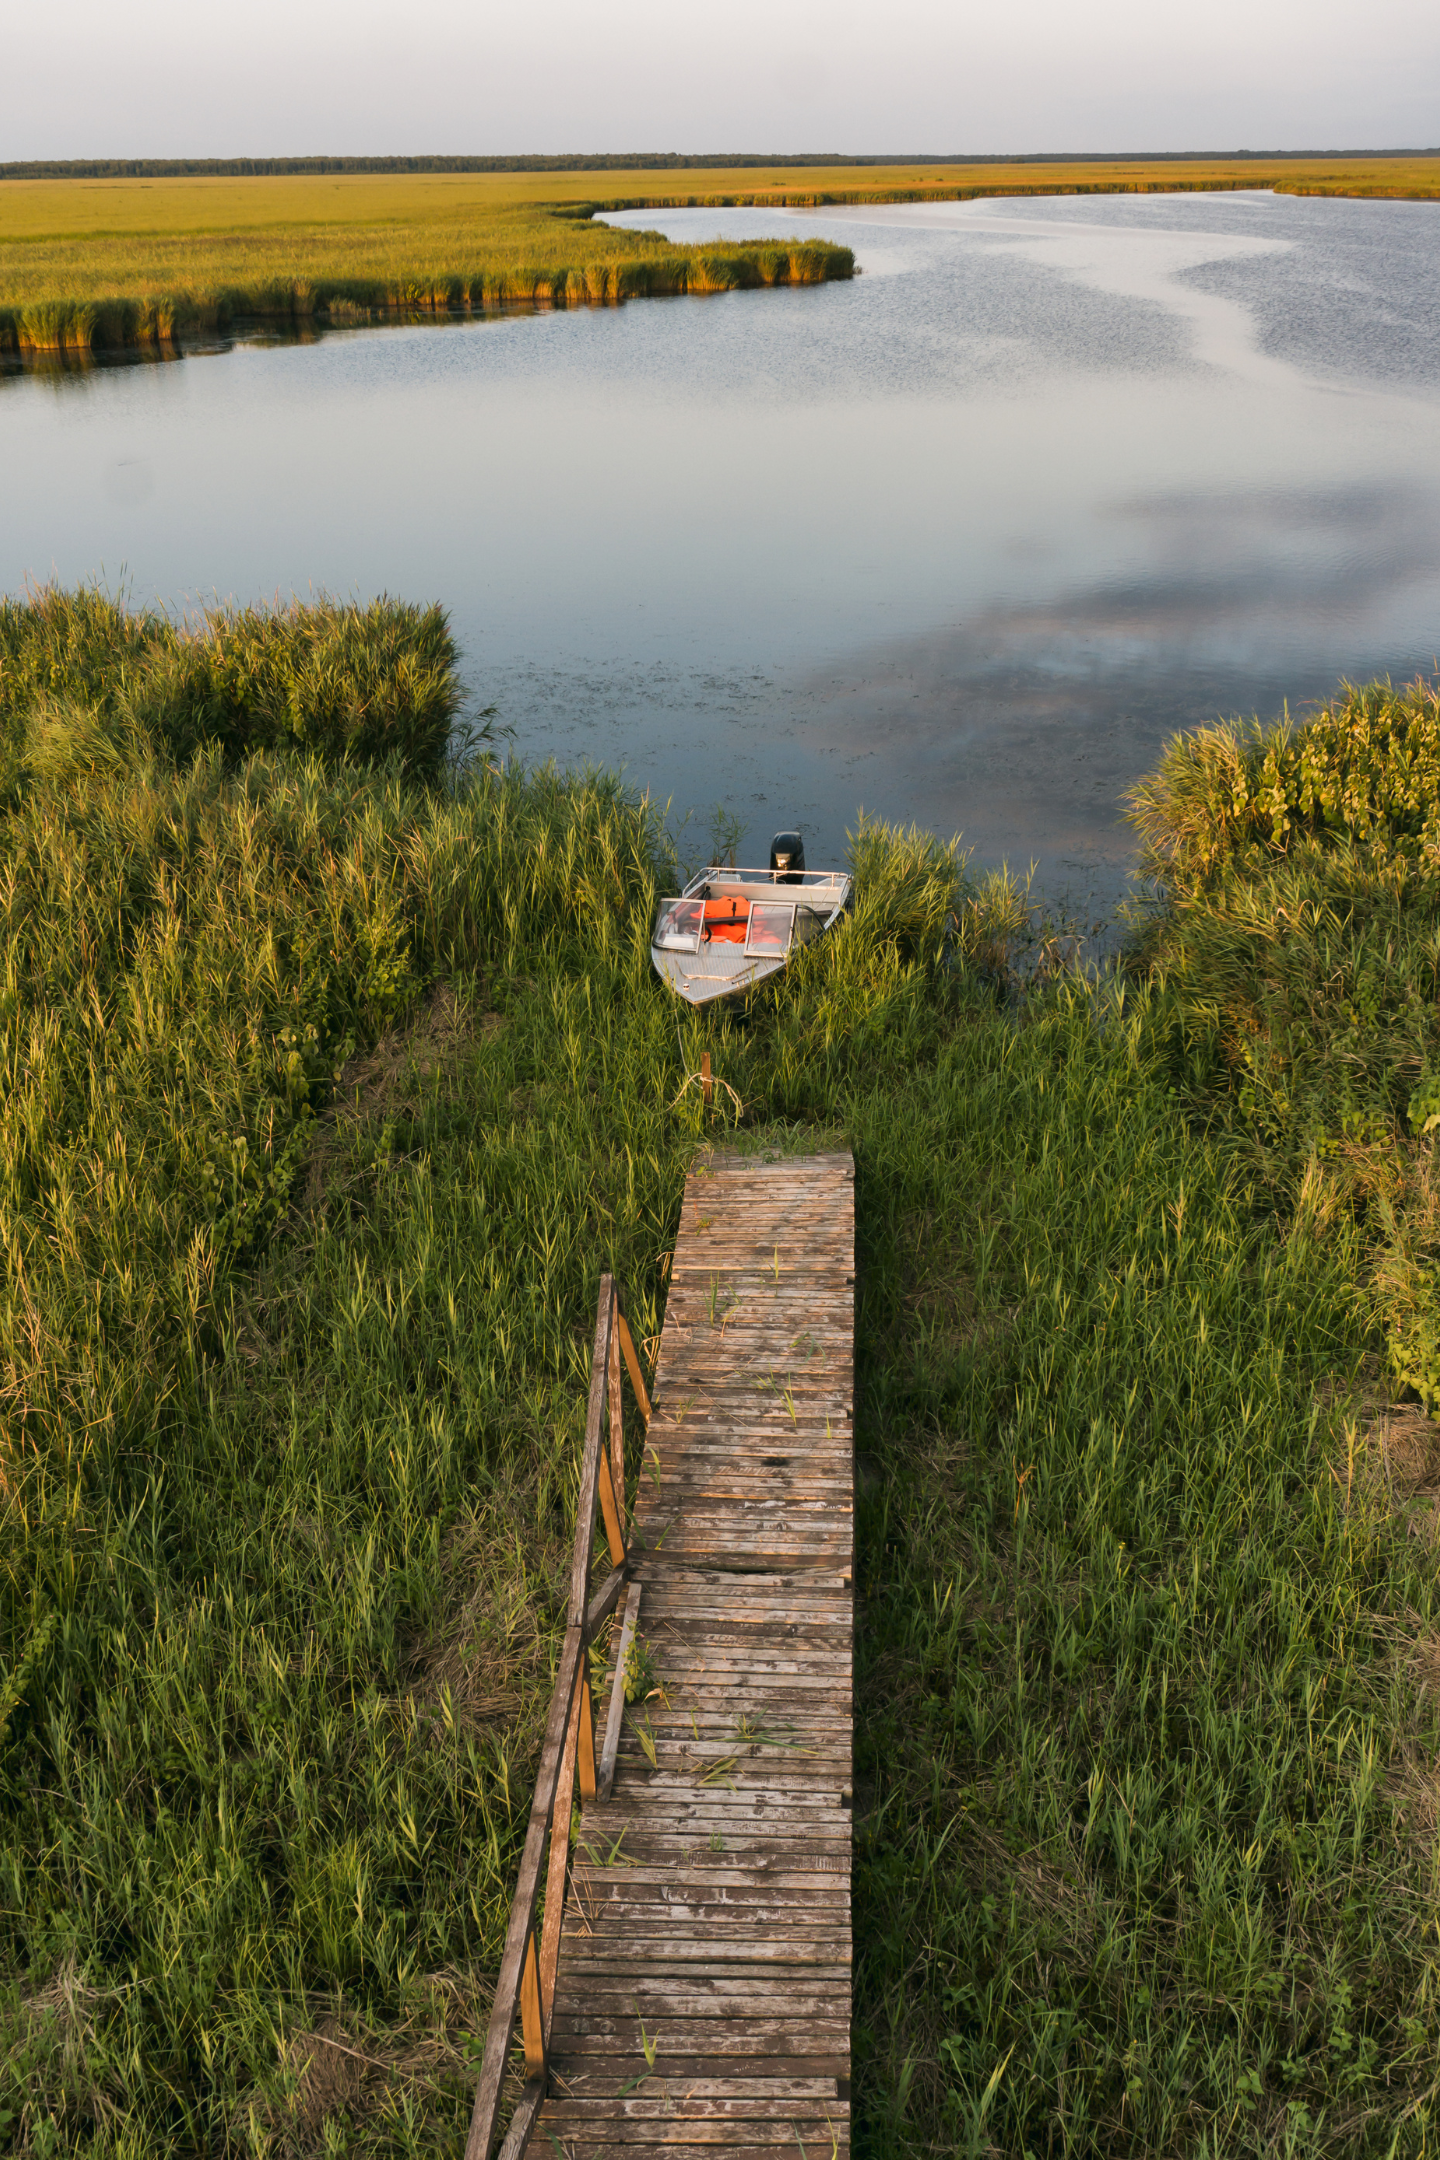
[5,153,1438,355]
[0,190,853,354]
[2,599,1440,2152]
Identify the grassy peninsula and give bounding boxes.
[0,172,858,356]
[3,153,1439,355]
[4,591,1440,2153]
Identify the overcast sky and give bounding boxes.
[4,0,1438,162]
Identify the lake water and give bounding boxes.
[4,190,1440,911]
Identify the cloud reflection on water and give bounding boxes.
[783,475,1440,907]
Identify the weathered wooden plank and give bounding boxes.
[557,1943,851,1971]
[545,2097,849,2123]
[636,1646,853,1670]
[546,2073,846,2095]
[547,2027,849,2061]
[574,1822,853,1848]
[637,1580,851,1604]
[548,1980,851,2012]
[538,2120,849,2147]
[579,1839,853,1867]
[548,2014,851,2038]
[565,1918,852,1947]
[540,2143,849,2159]
[576,1889,851,1918]
[569,1283,617,1617]
[572,1858,849,1883]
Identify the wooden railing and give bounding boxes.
[464,1274,652,2160]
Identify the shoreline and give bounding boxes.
[0,239,855,357]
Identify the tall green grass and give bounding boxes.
[2,600,1438,2153]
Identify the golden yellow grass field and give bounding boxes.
[2,156,1437,353]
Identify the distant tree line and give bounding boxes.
[5,149,1436,181]
[8,154,944,180]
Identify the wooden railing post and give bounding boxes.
[538,1649,585,2049]
[463,1626,583,2160]
[465,1273,657,2160]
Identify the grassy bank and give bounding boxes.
[3,595,1440,2153]
[3,155,1438,353]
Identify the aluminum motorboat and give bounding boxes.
[650,832,852,1007]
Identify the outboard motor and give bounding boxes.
[769,831,805,884]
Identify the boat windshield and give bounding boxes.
[745,902,795,956]
[653,899,703,953]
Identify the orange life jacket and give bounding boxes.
[702,896,750,944]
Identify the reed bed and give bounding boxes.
[2,595,1439,2151]
[4,154,1436,354]
[0,189,852,354]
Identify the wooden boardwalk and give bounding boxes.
[539,1146,855,2158]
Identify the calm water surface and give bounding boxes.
[4,190,1440,908]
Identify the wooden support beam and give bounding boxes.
[464,1623,584,2160]
[598,1582,642,1801]
[616,1309,651,1428]
[519,1930,544,2078]
[569,1279,616,1619]
[596,1450,627,1570]
[577,1665,597,1802]
[539,1649,585,2046]
[495,2083,544,2160]
[607,1300,626,1534]
[586,1565,628,1634]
